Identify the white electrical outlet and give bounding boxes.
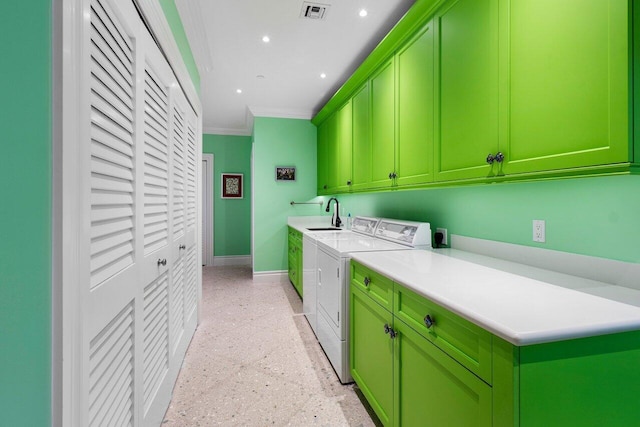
[436,228,448,246]
[533,220,545,243]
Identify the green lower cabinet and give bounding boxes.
[351,260,640,426]
[351,286,395,425]
[517,331,640,427]
[394,320,492,427]
[287,227,303,297]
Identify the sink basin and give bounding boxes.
[306,227,342,231]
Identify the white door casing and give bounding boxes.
[202,154,214,266]
[60,0,202,425]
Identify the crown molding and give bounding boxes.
[203,127,252,136]
[248,106,314,120]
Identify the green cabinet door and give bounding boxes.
[503,0,629,175]
[394,320,492,427]
[370,58,396,189]
[317,120,329,194]
[336,100,353,193]
[352,83,371,191]
[434,0,499,182]
[396,22,435,187]
[326,113,339,192]
[351,286,394,426]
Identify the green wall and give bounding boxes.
[333,175,640,264]
[253,117,320,272]
[159,0,200,92]
[0,2,52,425]
[203,134,252,256]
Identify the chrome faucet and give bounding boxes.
[325,197,342,228]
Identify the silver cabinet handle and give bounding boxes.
[157,258,167,266]
[424,314,435,329]
[495,152,504,163]
[363,277,371,287]
[179,244,186,250]
[486,153,495,164]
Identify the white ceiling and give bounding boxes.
[175,0,416,136]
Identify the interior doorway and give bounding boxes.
[202,154,214,266]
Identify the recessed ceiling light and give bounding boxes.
[320,73,327,79]
[236,89,242,94]
[262,35,270,43]
[359,9,368,17]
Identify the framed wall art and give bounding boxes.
[221,173,243,199]
[275,166,296,181]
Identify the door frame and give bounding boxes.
[55,1,203,425]
[202,153,214,266]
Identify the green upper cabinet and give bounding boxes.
[317,119,329,194]
[434,0,499,182]
[370,58,397,189]
[336,100,353,192]
[396,22,436,186]
[352,83,372,191]
[502,0,629,175]
[325,112,339,192]
[313,0,635,193]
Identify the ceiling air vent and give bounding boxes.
[300,2,329,20]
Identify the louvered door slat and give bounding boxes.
[185,246,197,318]
[90,229,134,255]
[89,302,134,427]
[171,258,185,352]
[91,217,133,240]
[172,104,185,240]
[89,9,133,82]
[91,93,134,135]
[91,156,134,180]
[90,0,133,63]
[143,274,169,412]
[186,119,196,230]
[144,63,170,256]
[91,60,133,111]
[91,125,134,159]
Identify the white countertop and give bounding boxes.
[349,249,640,346]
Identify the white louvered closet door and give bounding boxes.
[80,0,201,425]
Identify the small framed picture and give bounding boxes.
[221,173,243,199]
[275,167,296,181]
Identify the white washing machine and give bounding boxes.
[302,217,380,335]
[315,218,432,383]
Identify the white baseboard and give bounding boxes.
[252,270,289,284]
[212,255,252,267]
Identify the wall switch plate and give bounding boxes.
[533,220,545,243]
[436,228,448,246]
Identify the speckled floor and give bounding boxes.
[162,266,380,426]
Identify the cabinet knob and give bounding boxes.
[347,180,352,186]
[384,324,397,339]
[424,314,435,329]
[392,172,397,179]
[157,258,167,266]
[486,153,495,164]
[389,172,393,180]
[179,244,186,250]
[323,185,327,190]
[495,152,504,163]
[363,277,371,287]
